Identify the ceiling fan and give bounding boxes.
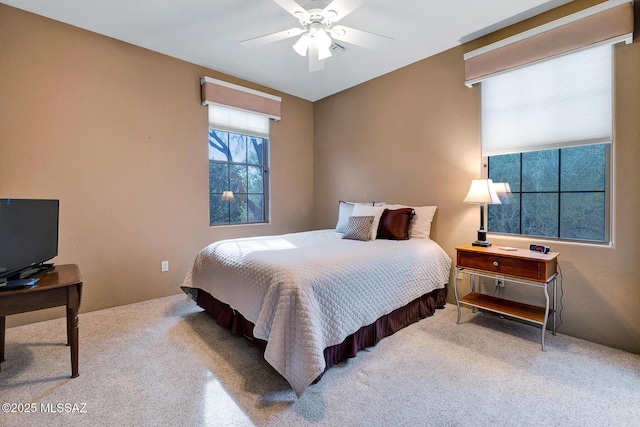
[240,0,393,72]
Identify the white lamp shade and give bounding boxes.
[294,27,334,60]
[293,34,310,56]
[463,179,501,205]
[221,191,235,202]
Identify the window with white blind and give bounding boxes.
[208,106,269,225]
[483,43,614,243]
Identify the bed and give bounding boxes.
[181,218,452,396]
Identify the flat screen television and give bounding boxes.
[0,199,59,282]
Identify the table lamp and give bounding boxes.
[463,179,501,247]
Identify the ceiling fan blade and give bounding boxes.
[240,27,303,49]
[323,0,366,21]
[273,0,309,19]
[308,44,325,72]
[330,25,393,50]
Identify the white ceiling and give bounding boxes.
[1,0,573,101]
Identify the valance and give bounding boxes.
[464,0,634,87]
[200,77,281,121]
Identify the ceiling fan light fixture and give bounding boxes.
[293,34,310,56]
[313,28,332,49]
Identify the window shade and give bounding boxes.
[208,104,270,138]
[481,42,613,157]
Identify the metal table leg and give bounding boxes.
[552,277,557,335]
[541,282,550,351]
[454,268,462,324]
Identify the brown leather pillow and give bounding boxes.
[376,208,415,240]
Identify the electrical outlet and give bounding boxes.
[161,261,169,272]
[497,279,505,288]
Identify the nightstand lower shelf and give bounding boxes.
[459,292,551,324]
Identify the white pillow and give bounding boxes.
[351,204,386,240]
[336,201,356,232]
[336,201,386,233]
[383,204,437,238]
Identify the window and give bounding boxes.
[480,43,614,244]
[208,106,269,226]
[488,144,609,242]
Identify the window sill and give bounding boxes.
[209,221,269,228]
[487,233,613,249]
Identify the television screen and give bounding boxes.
[0,199,59,281]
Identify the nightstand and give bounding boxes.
[453,244,559,351]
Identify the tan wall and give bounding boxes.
[0,5,315,326]
[313,0,640,354]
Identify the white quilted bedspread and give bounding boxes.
[181,229,451,396]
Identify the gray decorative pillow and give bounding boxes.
[342,216,374,241]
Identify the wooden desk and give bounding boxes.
[0,264,83,377]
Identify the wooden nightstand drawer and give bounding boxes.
[456,244,558,283]
[457,251,545,281]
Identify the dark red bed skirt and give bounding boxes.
[181,285,447,380]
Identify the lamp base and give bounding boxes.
[472,230,491,247]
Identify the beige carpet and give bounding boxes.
[1,294,639,426]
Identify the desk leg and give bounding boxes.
[67,284,80,378]
[67,306,79,378]
[1,316,5,371]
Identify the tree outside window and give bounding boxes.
[487,144,607,242]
